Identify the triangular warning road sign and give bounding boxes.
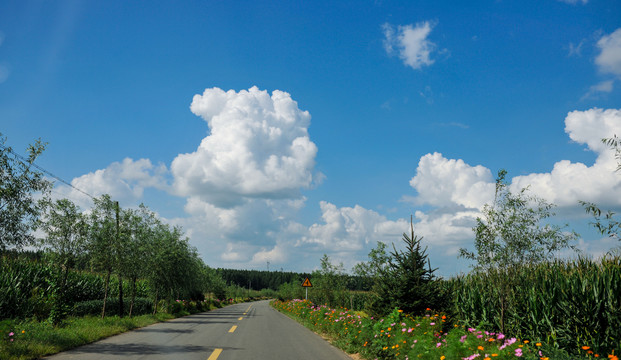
[302,277,312,287]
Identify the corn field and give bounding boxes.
[449,255,621,356]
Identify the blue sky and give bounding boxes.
[2,0,621,276]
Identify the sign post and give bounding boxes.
[302,277,312,300]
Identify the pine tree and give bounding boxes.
[369,217,444,316]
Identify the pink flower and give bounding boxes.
[8,332,14,336]
[430,322,436,325]
[515,348,523,357]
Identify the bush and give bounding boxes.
[72,298,154,317]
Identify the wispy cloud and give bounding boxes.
[568,40,585,57]
[383,21,437,70]
[583,28,621,98]
[557,0,588,4]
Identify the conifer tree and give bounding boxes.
[368,217,443,316]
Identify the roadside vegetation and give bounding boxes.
[2,134,621,359]
[272,136,621,359]
[0,135,270,359]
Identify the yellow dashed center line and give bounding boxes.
[238,316,243,320]
[246,305,252,312]
[228,325,237,333]
[207,348,222,360]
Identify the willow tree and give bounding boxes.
[0,135,51,250]
[88,194,118,318]
[39,198,87,323]
[460,169,578,332]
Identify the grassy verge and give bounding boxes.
[271,299,617,360]
[0,299,243,360]
[0,313,175,360]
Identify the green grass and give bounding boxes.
[1,313,175,360]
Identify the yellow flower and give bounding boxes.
[398,309,403,313]
[478,346,485,351]
[582,346,591,350]
[524,340,530,344]
[441,356,446,360]
[536,343,542,347]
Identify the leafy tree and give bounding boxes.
[39,198,87,323]
[87,194,118,318]
[123,204,156,316]
[367,218,443,317]
[0,135,52,250]
[580,135,621,249]
[603,134,621,172]
[459,169,578,332]
[353,240,389,290]
[311,254,347,307]
[460,169,578,270]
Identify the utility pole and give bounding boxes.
[116,201,123,318]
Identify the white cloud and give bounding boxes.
[383,22,436,70]
[568,40,585,57]
[510,108,621,208]
[300,201,409,252]
[596,28,621,77]
[557,0,588,4]
[582,80,615,100]
[54,158,167,208]
[171,86,319,208]
[252,243,287,264]
[408,152,495,209]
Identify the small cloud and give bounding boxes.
[0,63,9,84]
[568,40,585,57]
[581,80,615,100]
[595,28,621,77]
[383,21,437,70]
[557,0,588,4]
[419,86,434,104]
[381,100,392,110]
[435,122,469,129]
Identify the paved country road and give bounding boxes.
[44,300,353,360]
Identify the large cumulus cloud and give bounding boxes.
[511,108,621,208]
[171,86,319,208]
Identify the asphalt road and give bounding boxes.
[44,300,353,360]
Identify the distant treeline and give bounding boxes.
[216,268,372,291]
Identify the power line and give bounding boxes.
[0,143,95,200]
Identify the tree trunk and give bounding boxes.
[153,289,159,315]
[118,273,124,317]
[101,268,111,319]
[129,276,136,317]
